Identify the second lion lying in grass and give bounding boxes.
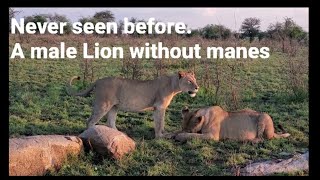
[174,106,290,142]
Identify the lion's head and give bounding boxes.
[178,71,199,97]
[181,107,204,133]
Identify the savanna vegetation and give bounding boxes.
[9,8,308,176]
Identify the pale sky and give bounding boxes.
[13,8,309,32]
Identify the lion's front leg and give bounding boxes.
[153,108,166,138]
[168,130,183,138]
[175,133,215,142]
[161,131,181,139]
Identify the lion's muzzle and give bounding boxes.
[188,89,198,97]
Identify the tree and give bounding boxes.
[124,17,147,37]
[289,25,307,42]
[117,20,124,35]
[267,18,306,42]
[267,22,286,52]
[78,17,98,35]
[93,10,115,23]
[233,31,241,39]
[186,29,201,38]
[9,8,16,19]
[79,17,98,25]
[47,13,72,35]
[240,17,261,43]
[215,25,231,40]
[9,8,20,31]
[267,18,307,51]
[283,17,307,44]
[267,22,283,40]
[257,31,267,41]
[24,14,48,33]
[128,17,138,24]
[82,10,115,36]
[200,24,231,40]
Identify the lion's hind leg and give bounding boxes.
[250,123,264,143]
[86,101,114,128]
[257,113,275,140]
[106,106,118,130]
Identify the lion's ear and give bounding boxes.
[194,109,206,117]
[197,116,203,123]
[189,71,195,76]
[178,71,186,79]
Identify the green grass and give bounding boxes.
[9,49,308,175]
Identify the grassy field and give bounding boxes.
[9,35,309,176]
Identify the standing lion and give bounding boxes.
[67,71,199,138]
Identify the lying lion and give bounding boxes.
[67,71,199,138]
[174,106,290,142]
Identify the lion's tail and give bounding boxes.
[66,76,95,97]
[274,124,291,138]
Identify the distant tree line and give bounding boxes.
[9,8,308,44]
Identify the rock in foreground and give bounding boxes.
[9,135,83,176]
[79,125,135,160]
[240,151,309,176]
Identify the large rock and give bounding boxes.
[9,135,83,176]
[240,151,309,176]
[79,125,135,160]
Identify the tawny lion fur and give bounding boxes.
[67,71,199,138]
[174,106,290,142]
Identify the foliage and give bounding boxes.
[9,34,308,176]
[240,17,261,43]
